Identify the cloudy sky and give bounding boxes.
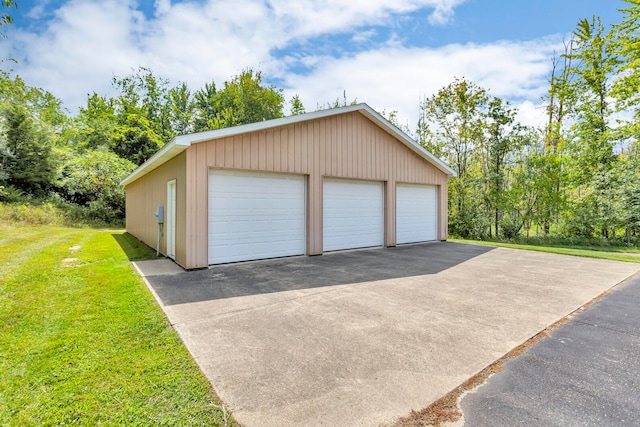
[1,0,626,130]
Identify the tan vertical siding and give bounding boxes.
[125,152,187,267]
[129,111,450,268]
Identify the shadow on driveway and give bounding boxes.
[146,242,494,306]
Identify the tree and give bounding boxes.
[481,97,517,237]
[210,69,284,129]
[567,16,618,237]
[111,114,163,166]
[112,67,173,143]
[611,0,640,124]
[538,43,575,234]
[59,149,135,222]
[289,95,306,116]
[167,82,194,135]
[417,78,489,237]
[0,0,16,39]
[0,71,68,132]
[2,103,58,194]
[380,109,411,135]
[192,81,217,132]
[71,93,117,151]
[317,91,358,110]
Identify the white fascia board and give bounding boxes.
[120,137,191,186]
[120,102,456,186]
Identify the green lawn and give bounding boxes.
[452,238,640,263]
[0,224,235,426]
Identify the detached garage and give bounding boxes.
[122,103,455,269]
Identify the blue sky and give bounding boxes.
[2,0,628,129]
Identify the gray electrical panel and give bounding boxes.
[155,206,164,224]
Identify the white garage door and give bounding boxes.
[208,170,306,264]
[323,179,384,251]
[396,184,437,244]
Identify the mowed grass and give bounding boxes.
[0,224,234,426]
[452,238,640,263]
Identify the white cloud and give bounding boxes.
[1,0,561,131]
[427,0,467,25]
[351,29,378,44]
[281,38,562,130]
[3,0,146,108]
[2,0,468,103]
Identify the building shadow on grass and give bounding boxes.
[111,232,162,262]
[146,242,495,306]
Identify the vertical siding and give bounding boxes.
[129,112,450,268]
[125,152,187,267]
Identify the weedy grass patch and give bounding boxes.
[0,224,235,426]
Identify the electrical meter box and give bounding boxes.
[155,206,164,224]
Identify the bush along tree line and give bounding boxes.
[409,2,640,242]
[0,68,295,225]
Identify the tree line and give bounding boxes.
[0,68,293,223]
[406,1,640,241]
[1,1,639,240]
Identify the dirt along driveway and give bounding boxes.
[134,242,639,427]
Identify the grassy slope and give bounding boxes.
[451,238,640,263]
[0,225,233,426]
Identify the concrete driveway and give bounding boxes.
[134,242,639,427]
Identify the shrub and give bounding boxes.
[0,184,24,203]
[0,202,65,226]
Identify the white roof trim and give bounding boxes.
[120,103,456,186]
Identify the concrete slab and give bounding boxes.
[134,259,184,276]
[138,242,639,427]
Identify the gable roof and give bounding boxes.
[120,103,456,186]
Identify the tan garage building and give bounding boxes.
[121,103,455,269]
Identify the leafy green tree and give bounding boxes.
[508,130,555,237]
[417,78,489,237]
[111,114,163,166]
[289,95,306,116]
[0,71,68,132]
[569,17,617,182]
[617,141,640,240]
[316,91,358,111]
[566,16,618,237]
[112,67,173,142]
[192,81,217,132]
[380,109,411,135]
[70,93,117,151]
[211,69,284,129]
[481,97,517,237]
[2,103,59,194]
[611,0,640,125]
[168,82,194,135]
[59,149,135,221]
[537,44,575,234]
[0,0,16,39]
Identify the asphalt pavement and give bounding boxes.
[459,272,640,426]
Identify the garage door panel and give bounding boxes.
[396,184,437,244]
[323,179,384,252]
[208,170,305,264]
